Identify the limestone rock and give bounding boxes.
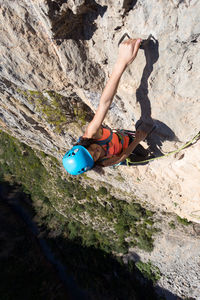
[0,1,200,297]
[0,0,200,217]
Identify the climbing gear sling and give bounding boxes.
[125,131,200,166]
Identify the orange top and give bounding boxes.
[96,128,129,157]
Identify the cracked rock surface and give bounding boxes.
[0,1,200,298]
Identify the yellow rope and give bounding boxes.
[126,132,200,166]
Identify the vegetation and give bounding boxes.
[16,89,93,133]
[0,130,164,298]
[0,130,159,256]
[0,184,159,300]
[136,260,162,284]
[0,194,68,300]
[169,220,176,229]
[176,216,192,226]
[0,130,48,202]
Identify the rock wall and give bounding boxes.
[0,0,200,224]
[125,215,200,299]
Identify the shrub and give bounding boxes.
[75,190,87,200]
[114,222,128,238]
[137,235,154,252]
[145,219,154,226]
[136,260,161,284]
[86,186,96,198]
[68,222,81,239]
[114,241,128,254]
[127,203,144,220]
[98,186,108,196]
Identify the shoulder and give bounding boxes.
[93,127,103,139]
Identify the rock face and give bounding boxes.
[126,215,200,299]
[1,0,200,298]
[1,0,199,222]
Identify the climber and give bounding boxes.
[63,38,150,175]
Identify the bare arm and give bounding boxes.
[84,38,142,138]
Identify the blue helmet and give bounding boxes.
[62,145,94,175]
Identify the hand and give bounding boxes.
[117,38,142,67]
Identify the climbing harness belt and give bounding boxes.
[125,131,200,166]
[96,128,130,154]
[96,129,113,149]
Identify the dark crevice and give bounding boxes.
[20,111,52,139]
[123,0,138,14]
[46,0,107,41]
[190,33,200,43]
[21,111,38,125]
[33,125,52,138]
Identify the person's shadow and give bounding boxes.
[136,36,178,157]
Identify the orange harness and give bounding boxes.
[95,128,130,157]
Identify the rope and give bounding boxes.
[125,131,200,166]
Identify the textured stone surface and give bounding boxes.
[0,0,200,215]
[126,215,200,299]
[0,1,200,298]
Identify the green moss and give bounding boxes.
[169,221,176,229]
[176,215,192,226]
[17,89,89,133]
[73,106,87,126]
[29,90,41,96]
[17,89,66,133]
[145,210,154,217]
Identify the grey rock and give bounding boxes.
[0,1,200,298]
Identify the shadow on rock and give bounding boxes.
[123,0,138,14]
[46,0,107,41]
[156,285,184,300]
[136,35,177,156]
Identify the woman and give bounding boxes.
[63,38,148,175]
